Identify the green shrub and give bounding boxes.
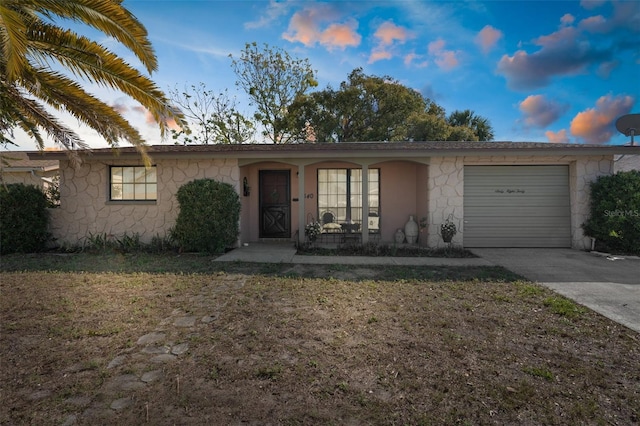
[582,170,640,255]
[0,183,50,254]
[171,178,240,253]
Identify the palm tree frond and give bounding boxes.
[1,80,85,152]
[1,0,177,160]
[0,4,31,80]
[32,0,158,73]
[25,22,184,137]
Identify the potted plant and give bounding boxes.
[440,216,457,243]
[305,220,322,243]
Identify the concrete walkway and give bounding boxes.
[216,243,640,334]
[214,242,493,266]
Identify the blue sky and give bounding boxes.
[13,0,640,150]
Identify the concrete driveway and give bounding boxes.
[472,248,640,334]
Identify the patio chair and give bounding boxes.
[320,211,342,233]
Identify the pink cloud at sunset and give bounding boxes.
[403,52,428,68]
[434,51,458,70]
[475,25,503,53]
[560,13,575,26]
[143,110,182,131]
[111,101,129,114]
[132,105,146,115]
[427,39,445,55]
[580,0,607,10]
[579,15,607,32]
[368,49,392,64]
[428,39,459,70]
[498,1,638,91]
[519,95,568,128]
[367,21,413,64]
[282,6,360,50]
[144,110,157,126]
[570,94,634,144]
[374,21,413,46]
[319,21,361,50]
[545,129,570,144]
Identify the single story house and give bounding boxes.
[1,151,59,190]
[28,141,640,250]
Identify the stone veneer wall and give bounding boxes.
[50,157,239,246]
[427,156,464,248]
[427,155,613,249]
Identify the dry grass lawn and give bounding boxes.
[1,253,638,425]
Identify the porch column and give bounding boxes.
[361,163,369,244]
[297,163,306,245]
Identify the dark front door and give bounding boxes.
[259,170,291,238]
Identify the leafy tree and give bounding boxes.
[406,110,451,141]
[230,42,317,144]
[169,84,254,144]
[447,109,494,141]
[288,68,452,142]
[0,0,183,156]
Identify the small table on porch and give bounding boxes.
[340,222,361,245]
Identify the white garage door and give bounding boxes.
[463,165,570,248]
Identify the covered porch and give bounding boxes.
[238,156,431,247]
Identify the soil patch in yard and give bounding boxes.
[1,255,638,425]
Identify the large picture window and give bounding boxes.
[110,166,157,201]
[317,168,379,228]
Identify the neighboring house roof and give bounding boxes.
[614,154,640,172]
[27,141,640,162]
[1,151,59,172]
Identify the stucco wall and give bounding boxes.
[426,155,613,249]
[51,157,239,246]
[570,156,613,249]
[614,154,640,172]
[0,170,57,189]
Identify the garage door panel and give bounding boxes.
[465,187,570,196]
[463,236,570,248]
[463,165,570,248]
[465,177,569,187]
[465,215,570,226]
[465,226,569,236]
[464,198,570,208]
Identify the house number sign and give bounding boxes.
[494,189,526,194]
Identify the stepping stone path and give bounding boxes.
[28,277,243,424]
[56,305,215,424]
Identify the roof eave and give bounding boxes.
[26,143,640,162]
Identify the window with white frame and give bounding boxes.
[317,168,379,229]
[110,166,157,201]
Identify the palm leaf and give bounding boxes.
[0,3,31,79]
[1,81,85,155]
[1,0,180,159]
[31,0,158,73]
[26,22,180,137]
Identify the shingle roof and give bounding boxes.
[27,141,640,160]
[1,151,59,170]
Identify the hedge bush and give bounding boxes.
[171,178,240,253]
[0,183,51,254]
[582,170,640,255]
